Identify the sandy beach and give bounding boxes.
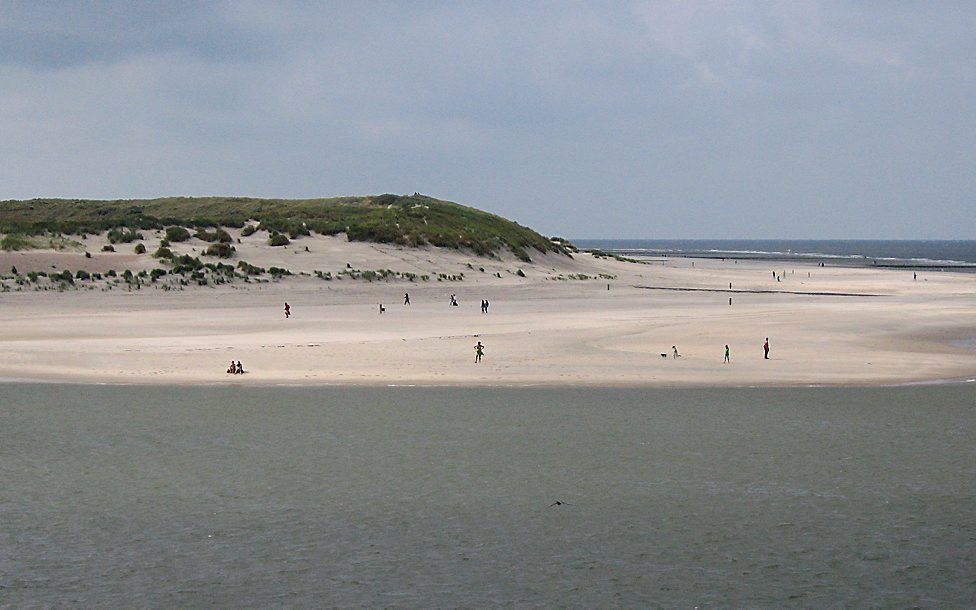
[0,231,974,387]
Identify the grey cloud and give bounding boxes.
[0,1,973,238]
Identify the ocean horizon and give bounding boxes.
[574,239,976,270]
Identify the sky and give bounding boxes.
[1,1,973,239]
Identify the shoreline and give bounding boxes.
[1,374,974,389]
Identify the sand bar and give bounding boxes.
[0,232,974,387]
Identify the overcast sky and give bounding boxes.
[1,1,973,239]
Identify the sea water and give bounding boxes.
[575,239,976,270]
[1,384,974,606]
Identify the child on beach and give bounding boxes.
[474,341,485,363]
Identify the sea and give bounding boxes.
[574,239,976,271]
[2,383,974,606]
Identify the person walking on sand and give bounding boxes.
[404,292,410,305]
[724,344,731,364]
[672,345,679,359]
[284,302,291,318]
[484,299,489,313]
[474,341,485,363]
[763,337,770,359]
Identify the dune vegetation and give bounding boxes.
[0,194,567,262]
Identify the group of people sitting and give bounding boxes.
[226,360,245,375]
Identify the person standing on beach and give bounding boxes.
[724,345,731,364]
[763,338,770,359]
[672,346,679,359]
[284,302,291,318]
[404,292,410,305]
[474,341,485,363]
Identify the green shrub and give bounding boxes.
[194,228,218,242]
[268,234,290,247]
[165,226,191,242]
[241,224,257,237]
[0,234,32,251]
[204,242,235,258]
[107,227,143,243]
[134,243,147,254]
[10,265,16,274]
[75,270,90,280]
[269,266,291,277]
[216,228,232,243]
[150,268,167,282]
[159,238,170,247]
[101,245,115,252]
[237,261,265,275]
[516,268,526,277]
[153,246,174,259]
[288,225,310,239]
[170,255,204,275]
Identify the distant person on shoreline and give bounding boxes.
[913,272,917,281]
[226,360,236,374]
[672,346,680,359]
[284,302,291,318]
[404,292,410,305]
[474,341,485,363]
[450,294,459,307]
[236,361,244,374]
[724,345,731,364]
[379,304,385,314]
[764,337,770,359]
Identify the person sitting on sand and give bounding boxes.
[227,361,236,374]
[474,341,485,363]
[236,361,244,374]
